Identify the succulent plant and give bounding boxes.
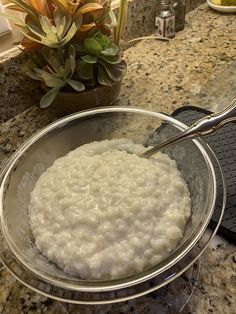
[23,45,85,107]
[22,10,83,48]
[77,31,126,85]
[4,0,110,48]
[2,0,128,108]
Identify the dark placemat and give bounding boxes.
[170,106,236,244]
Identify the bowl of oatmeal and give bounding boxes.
[0,107,225,303]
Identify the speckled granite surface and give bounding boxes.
[124,0,205,42]
[0,3,236,313]
[0,49,41,124]
[191,61,236,112]
[118,5,236,114]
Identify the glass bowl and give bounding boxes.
[0,107,225,304]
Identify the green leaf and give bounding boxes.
[66,79,85,92]
[30,52,46,68]
[44,77,65,88]
[40,73,65,87]
[39,16,58,42]
[97,64,113,86]
[52,26,57,33]
[101,45,119,57]
[25,23,59,47]
[54,7,65,37]
[21,59,37,74]
[25,70,43,81]
[33,68,61,83]
[26,21,45,36]
[59,14,82,46]
[49,52,64,76]
[64,58,71,78]
[62,45,76,77]
[41,48,63,76]
[76,61,94,80]
[69,55,76,76]
[60,12,73,39]
[19,29,42,45]
[22,56,46,78]
[57,16,66,39]
[40,87,62,108]
[99,54,121,64]
[59,22,78,47]
[95,34,110,49]
[87,28,100,38]
[84,38,102,56]
[98,59,126,81]
[26,24,46,39]
[64,56,75,78]
[39,16,53,34]
[73,42,86,54]
[81,54,97,64]
[41,38,59,48]
[69,44,76,57]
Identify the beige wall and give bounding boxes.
[0,1,23,54]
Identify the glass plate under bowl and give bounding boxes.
[0,107,225,303]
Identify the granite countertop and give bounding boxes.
[0,3,236,313]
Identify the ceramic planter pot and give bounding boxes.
[47,80,122,115]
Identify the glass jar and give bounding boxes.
[173,0,186,32]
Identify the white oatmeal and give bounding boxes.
[29,139,191,280]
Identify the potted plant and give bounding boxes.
[2,0,127,113]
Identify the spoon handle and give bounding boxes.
[190,97,236,135]
[140,97,236,158]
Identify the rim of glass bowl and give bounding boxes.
[0,106,219,292]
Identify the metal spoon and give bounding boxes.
[140,98,236,158]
